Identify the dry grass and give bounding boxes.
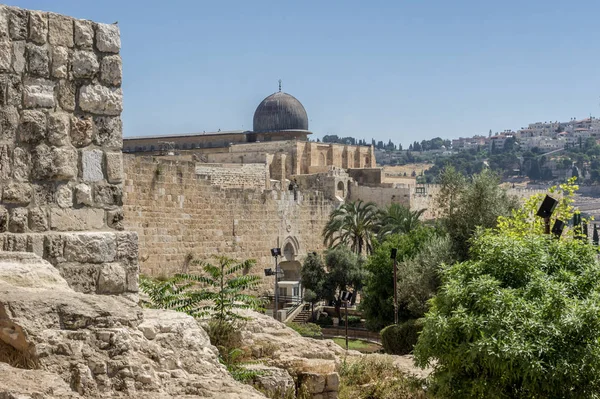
[339,354,427,399]
[0,340,38,369]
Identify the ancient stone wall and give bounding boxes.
[195,162,269,189]
[123,156,334,293]
[0,5,137,295]
[348,184,411,209]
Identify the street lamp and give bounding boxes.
[267,247,282,320]
[536,195,558,234]
[390,248,398,325]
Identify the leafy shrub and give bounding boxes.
[341,315,362,327]
[381,319,424,355]
[286,322,323,338]
[415,230,600,398]
[315,315,333,326]
[205,319,242,351]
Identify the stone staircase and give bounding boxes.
[292,308,312,324]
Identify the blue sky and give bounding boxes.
[7,0,600,146]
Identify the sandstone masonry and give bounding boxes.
[0,5,135,295]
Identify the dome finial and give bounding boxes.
[278,79,282,92]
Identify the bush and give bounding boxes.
[341,315,362,327]
[205,319,242,352]
[381,319,424,355]
[286,322,323,338]
[315,315,333,326]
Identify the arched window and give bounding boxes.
[365,156,371,166]
[318,153,325,166]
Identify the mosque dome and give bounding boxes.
[253,91,309,133]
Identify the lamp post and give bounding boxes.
[536,195,558,235]
[269,247,281,320]
[390,248,398,325]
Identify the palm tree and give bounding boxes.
[377,203,426,239]
[322,200,379,255]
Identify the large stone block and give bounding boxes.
[23,78,55,108]
[97,262,126,294]
[100,55,122,86]
[74,20,93,48]
[0,6,8,39]
[57,80,76,112]
[79,85,122,116]
[95,23,120,53]
[3,232,28,251]
[82,149,104,182]
[18,109,46,143]
[0,74,22,107]
[32,183,56,206]
[32,143,53,179]
[8,7,27,40]
[51,46,69,79]
[105,152,123,183]
[28,207,48,232]
[47,112,71,146]
[48,13,74,47]
[0,105,18,142]
[55,184,73,208]
[55,262,100,294]
[52,146,78,179]
[70,115,93,147]
[13,147,31,181]
[74,183,93,206]
[0,40,11,72]
[63,232,117,263]
[93,116,122,148]
[26,44,50,77]
[94,184,123,206]
[0,206,7,232]
[72,50,99,79]
[106,209,124,230]
[3,182,32,204]
[49,208,104,231]
[11,40,25,73]
[9,207,28,233]
[29,11,48,44]
[116,231,138,265]
[0,143,11,179]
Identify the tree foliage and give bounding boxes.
[323,200,379,255]
[377,203,426,240]
[415,182,600,398]
[140,256,264,321]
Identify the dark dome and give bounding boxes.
[253,92,309,133]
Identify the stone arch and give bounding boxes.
[365,155,370,166]
[336,181,345,198]
[279,236,302,283]
[318,152,326,166]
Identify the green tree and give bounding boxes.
[139,256,264,321]
[437,168,518,261]
[324,247,367,306]
[360,228,435,331]
[300,252,327,301]
[322,200,379,255]
[377,203,425,239]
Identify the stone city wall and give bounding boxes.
[195,162,269,190]
[123,156,334,293]
[348,184,411,209]
[0,5,137,295]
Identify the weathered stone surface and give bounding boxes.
[33,183,56,206]
[51,46,69,79]
[3,182,32,204]
[32,143,53,179]
[79,84,123,115]
[47,112,70,146]
[0,74,22,107]
[74,183,93,206]
[246,364,295,398]
[107,209,124,230]
[9,207,27,232]
[48,13,74,47]
[55,184,73,208]
[57,80,76,111]
[23,78,55,108]
[0,105,18,141]
[97,262,126,294]
[29,10,48,44]
[94,116,122,148]
[11,40,25,73]
[100,55,122,86]
[28,207,48,232]
[82,148,103,181]
[95,184,122,207]
[12,147,30,181]
[74,20,93,48]
[105,151,123,183]
[52,146,78,179]
[70,115,93,147]
[3,233,28,252]
[0,40,11,72]
[96,23,120,53]
[0,206,7,232]
[0,6,7,39]
[26,43,50,77]
[55,261,101,294]
[72,50,99,78]
[116,231,138,264]
[0,143,11,179]
[63,232,116,264]
[0,363,81,399]
[18,109,46,143]
[48,208,104,231]
[8,8,27,40]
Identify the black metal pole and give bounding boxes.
[393,257,398,324]
[544,217,550,235]
[274,255,279,320]
[345,300,349,351]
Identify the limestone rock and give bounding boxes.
[48,208,104,231]
[57,80,76,112]
[32,143,53,179]
[0,73,21,107]
[51,46,70,79]
[74,20,93,48]
[79,84,122,116]
[8,7,27,40]
[48,13,74,47]
[97,262,126,294]
[72,50,99,79]
[0,105,18,141]
[94,116,122,148]
[55,184,73,208]
[13,147,31,181]
[3,182,32,204]
[70,115,93,147]
[47,112,71,146]
[95,184,123,207]
[23,78,55,108]
[18,109,46,143]
[9,207,27,233]
[96,23,120,53]
[74,183,93,206]
[63,232,116,263]
[100,55,122,86]
[52,146,78,179]
[82,148,104,181]
[12,40,25,73]
[29,10,48,44]
[0,363,81,399]
[28,207,48,232]
[0,143,11,179]
[26,43,50,77]
[0,253,267,398]
[105,151,123,183]
[246,364,295,398]
[0,39,11,72]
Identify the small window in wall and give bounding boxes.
[293,286,300,297]
[365,156,370,165]
[279,287,287,297]
[416,186,426,195]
